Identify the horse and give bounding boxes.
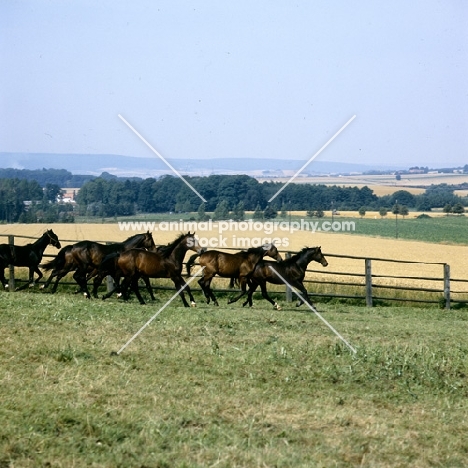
[40,231,155,297]
[115,232,204,306]
[186,243,283,306]
[0,229,61,290]
[234,246,328,310]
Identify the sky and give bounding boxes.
[1,0,467,170]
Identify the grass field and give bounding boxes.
[1,291,468,467]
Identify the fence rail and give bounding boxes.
[1,233,467,309]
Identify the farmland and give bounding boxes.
[256,172,468,197]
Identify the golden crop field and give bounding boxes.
[257,172,468,197]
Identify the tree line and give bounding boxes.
[75,175,467,218]
[0,174,466,223]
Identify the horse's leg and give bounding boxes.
[185,284,196,307]
[117,276,132,300]
[201,275,219,306]
[171,275,190,307]
[131,276,146,305]
[142,276,155,301]
[289,280,312,307]
[242,282,259,307]
[227,275,250,304]
[257,281,281,310]
[15,267,33,291]
[0,266,7,289]
[198,276,212,305]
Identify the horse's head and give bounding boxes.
[313,246,328,267]
[184,232,204,254]
[142,231,156,251]
[47,229,61,249]
[262,243,283,261]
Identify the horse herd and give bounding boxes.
[0,229,329,310]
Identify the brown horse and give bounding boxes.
[41,231,155,297]
[187,244,283,306]
[0,230,61,290]
[116,232,204,306]
[234,246,328,310]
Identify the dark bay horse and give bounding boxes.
[116,232,204,306]
[0,230,61,290]
[235,246,328,310]
[187,244,283,306]
[41,231,155,297]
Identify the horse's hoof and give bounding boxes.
[40,285,45,290]
[29,283,35,288]
[117,293,122,298]
[274,303,281,311]
[214,302,219,306]
[5,284,8,289]
[190,301,196,307]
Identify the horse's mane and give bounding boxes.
[242,244,273,255]
[282,246,318,264]
[157,232,191,258]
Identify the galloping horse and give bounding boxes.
[115,232,204,306]
[0,230,61,290]
[186,244,283,306]
[41,231,155,297]
[234,246,328,310]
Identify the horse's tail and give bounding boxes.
[186,253,200,276]
[99,252,121,276]
[40,247,67,271]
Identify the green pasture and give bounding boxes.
[1,289,468,467]
[343,215,467,244]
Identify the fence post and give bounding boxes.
[365,258,373,307]
[285,252,292,303]
[8,235,15,291]
[105,242,114,294]
[444,263,450,310]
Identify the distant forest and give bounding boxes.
[0,168,466,223]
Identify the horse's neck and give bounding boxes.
[297,250,316,270]
[32,234,50,254]
[170,242,187,266]
[248,251,264,264]
[123,235,142,250]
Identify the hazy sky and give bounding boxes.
[1,1,467,169]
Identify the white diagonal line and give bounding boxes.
[268,266,356,354]
[268,115,356,203]
[118,114,207,202]
[115,267,205,355]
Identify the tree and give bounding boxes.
[379,207,388,218]
[232,201,245,221]
[280,203,288,218]
[263,205,277,219]
[392,203,401,215]
[253,203,264,220]
[358,206,366,218]
[315,209,324,218]
[213,200,230,220]
[197,203,209,221]
[395,173,401,181]
[400,205,409,217]
[443,204,452,216]
[452,203,465,215]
